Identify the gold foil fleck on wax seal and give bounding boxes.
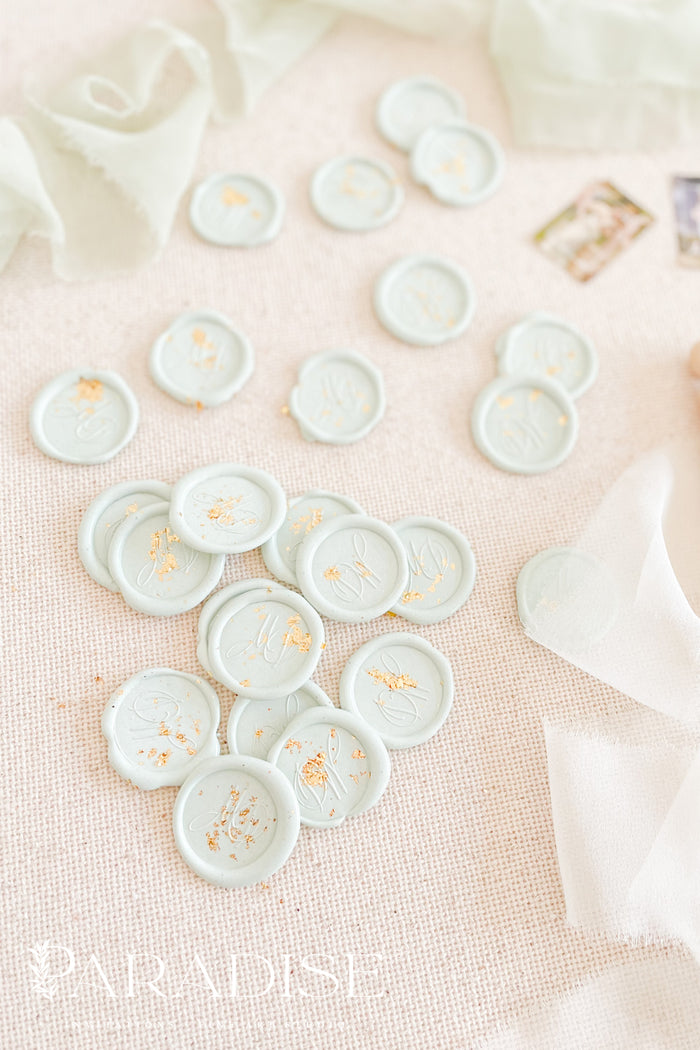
[72,377,103,404]
[367,667,418,691]
[301,751,327,787]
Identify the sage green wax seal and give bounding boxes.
[108,500,225,616]
[495,312,598,399]
[410,119,505,206]
[227,682,333,760]
[374,254,476,347]
[102,667,220,789]
[173,755,300,887]
[471,375,578,474]
[149,309,254,408]
[339,632,454,750]
[289,349,385,444]
[266,707,391,828]
[30,369,138,464]
[296,515,409,623]
[261,489,364,587]
[78,479,171,592]
[310,155,403,231]
[189,172,284,247]
[207,585,325,700]
[376,76,466,152]
[390,516,476,624]
[169,462,286,555]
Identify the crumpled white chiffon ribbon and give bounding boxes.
[477,957,700,1050]
[484,441,700,1047]
[0,0,488,280]
[490,0,700,150]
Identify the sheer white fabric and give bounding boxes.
[490,0,700,149]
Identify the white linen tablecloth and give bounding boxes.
[2,2,698,1047]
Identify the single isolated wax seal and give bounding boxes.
[197,578,285,675]
[30,369,138,464]
[310,155,404,231]
[169,463,286,555]
[173,755,300,887]
[496,312,598,400]
[289,349,385,444]
[149,310,254,408]
[471,375,578,474]
[102,667,220,789]
[410,119,505,206]
[207,585,325,700]
[375,76,466,152]
[78,480,171,592]
[296,514,409,623]
[227,682,333,760]
[266,707,391,828]
[390,516,476,624]
[374,254,476,347]
[108,500,225,616]
[261,489,365,587]
[189,172,284,247]
[339,632,454,749]
[516,546,619,651]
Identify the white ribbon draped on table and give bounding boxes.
[482,440,700,1047]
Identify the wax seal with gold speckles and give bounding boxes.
[296,514,409,623]
[78,479,171,592]
[149,309,254,408]
[339,632,454,750]
[310,155,404,232]
[374,253,476,347]
[410,119,505,207]
[471,374,578,475]
[197,577,287,675]
[102,667,221,789]
[261,489,364,587]
[173,755,300,887]
[30,368,139,465]
[289,348,385,445]
[390,516,476,625]
[496,312,598,400]
[108,500,225,616]
[516,546,619,652]
[169,462,287,555]
[189,172,284,247]
[267,707,391,828]
[227,681,333,760]
[207,585,324,701]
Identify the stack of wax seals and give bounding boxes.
[308,76,505,238]
[471,312,599,475]
[78,463,287,615]
[90,469,476,886]
[375,75,505,209]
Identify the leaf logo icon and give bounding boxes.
[28,942,58,1000]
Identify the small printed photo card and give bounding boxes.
[672,176,700,268]
[534,180,654,282]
